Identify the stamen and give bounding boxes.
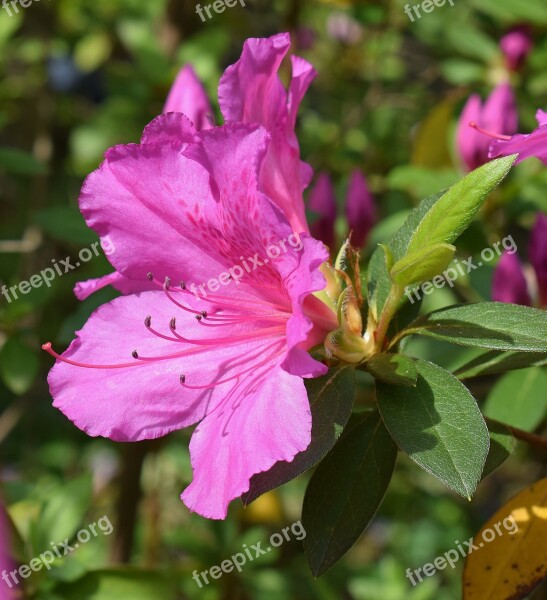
[469,121,512,141]
[132,350,139,359]
[42,342,142,369]
[144,315,152,328]
[147,272,154,281]
[170,318,177,330]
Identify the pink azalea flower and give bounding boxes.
[345,170,377,248]
[43,116,338,519]
[500,26,533,72]
[487,109,547,165]
[492,214,547,308]
[308,173,337,248]
[75,34,315,301]
[457,83,518,172]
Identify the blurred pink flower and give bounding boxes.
[492,214,547,308]
[44,37,338,520]
[500,27,533,72]
[308,173,337,248]
[488,109,547,165]
[345,170,377,248]
[327,12,363,45]
[457,83,518,171]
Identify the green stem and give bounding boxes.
[374,285,402,351]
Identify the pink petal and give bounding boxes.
[308,173,337,247]
[536,109,547,127]
[48,290,288,442]
[141,112,197,145]
[491,252,531,306]
[79,120,274,287]
[218,33,313,233]
[74,272,156,301]
[345,170,377,248]
[489,126,547,165]
[457,94,484,171]
[482,83,518,139]
[0,504,15,600]
[163,65,214,130]
[529,213,547,306]
[182,365,311,519]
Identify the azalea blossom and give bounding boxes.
[75,33,315,301]
[492,213,547,308]
[486,109,547,165]
[43,36,340,520]
[0,502,15,600]
[457,83,518,171]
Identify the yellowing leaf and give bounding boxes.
[463,477,547,600]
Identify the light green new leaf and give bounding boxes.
[406,155,516,255]
[484,367,547,432]
[376,359,489,499]
[390,243,455,288]
[399,303,547,352]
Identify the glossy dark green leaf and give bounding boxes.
[483,367,547,432]
[302,411,397,577]
[401,303,547,352]
[365,353,417,387]
[454,350,547,379]
[376,359,489,499]
[242,367,355,505]
[482,420,516,479]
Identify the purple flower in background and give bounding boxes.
[500,27,533,72]
[492,214,547,308]
[308,173,337,248]
[164,64,214,130]
[326,12,363,45]
[457,83,518,171]
[487,109,547,165]
[346,170,377,248]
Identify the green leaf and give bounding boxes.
[365,353,417,387]
[0,147,47,175]
[242,367,355,505]
[406,155,516,255]
[399,303,547,353]
[33,475,93,552]
[376,359,489,499]
[302,411,397,577]
[367,191,442,322]
[53,569,176,600]
[0,338,40,395]
[389,243,455,288]
[483,367,547,432]
[482,420,516,479]
[454,350,547,379]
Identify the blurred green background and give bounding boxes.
[1,0,546,598]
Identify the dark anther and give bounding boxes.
[146,272,154,281]
[180,281,186,290]
[196,315,202,321]
[170,318,176,330]
[180,374,186,384]
[144,315,152,328]
[132,350,139,359]
[201,311,208,318]
[164,276,171,290]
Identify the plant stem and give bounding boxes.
[491,420,547,451]
[374,285,402,351]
